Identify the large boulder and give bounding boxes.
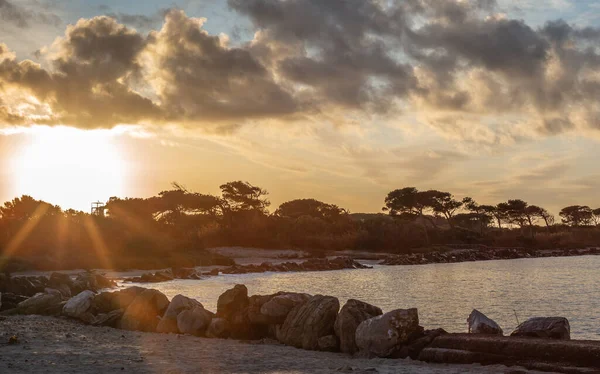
[355,308,421,357]
[177,306,213,336]
[511,317,570,340]
[276,295,339,351]
[16,289,63,315]
[120,289,170,332]
[260,293,311,324]
[334,299,383,354]
[467,309,503,335]
[157,294,203,333]
[91,286,146,314]
[216,284,266,339]
[216,284,249,320]
[63,290,95,320]
[206,318,230,338]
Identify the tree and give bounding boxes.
[559,205,593,227]
[220,181,270,213]
[497,200,529,228]
[383,187,437,244]
[427,190,463,228]
[275,199,347,221]
[537,207,555,229]
[592,208,600,225]
[462,197,494,233]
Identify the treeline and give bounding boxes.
[1,182,599,271]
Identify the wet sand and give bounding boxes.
[0,315,542,374]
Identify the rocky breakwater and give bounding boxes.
[123,257,371,283]
[420,309,600,372]
[4,285,599,374]
[211,256,371,276]
[0,272,116,313]
[380,246,600,266]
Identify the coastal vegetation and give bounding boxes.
[1,181,600,271]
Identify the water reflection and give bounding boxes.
[126,255,600,340]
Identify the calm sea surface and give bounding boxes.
[125,255,600,340]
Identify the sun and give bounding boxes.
[9,126,127,212]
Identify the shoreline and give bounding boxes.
[379,246,600,266]
[0,315,544,374]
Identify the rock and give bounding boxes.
[276,295,339,351]
[157,294,203,333]
[92,309,124,327]
[247,293,277,325]
[71,272,115,294]
[318,335,339,352]
[16,290,62,315]
[48,273,73,298]
[467,309,503,335]
[355,308,420,357]
[0,293,28,311]
[216,284,249,320]
[216,284,265,339]
[511,317,570,340]
[392,328,447,359]
[259,293,311,324]
[63,290,95,319]
[91,287,146,314]
[334,299,383,354]
[120,289,170,332]
[177,306,213,336]
[3,276,46,297]
[172,267,201,279]
[206,317,230,338]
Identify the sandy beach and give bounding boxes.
[0,316,541,374]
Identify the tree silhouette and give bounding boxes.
[276,198,346,221]
[219,181,270,213]
[559,205,593,227]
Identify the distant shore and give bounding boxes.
[378,246,600,266]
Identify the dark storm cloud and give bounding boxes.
[0,0,599,138]
[0,0,61,28]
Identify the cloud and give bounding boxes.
[0,1,598,142]
[0,0,61,29]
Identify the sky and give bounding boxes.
[1,0,600,214]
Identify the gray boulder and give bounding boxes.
[355,308,420,357]
[120,289,170,332]
[467,309,503,335]
[511,317,570,340]
[63,290,95,320]
[17,290,62,315]
[276,295,339,351]
[177,306,213,336]
[334,299,382,354]
[157,294,203,333]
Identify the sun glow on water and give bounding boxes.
[9,126,127,211]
